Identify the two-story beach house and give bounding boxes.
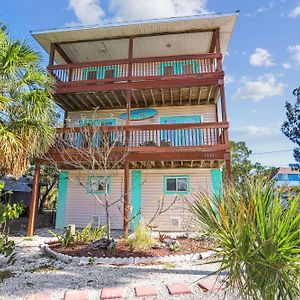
[27,13,238,235]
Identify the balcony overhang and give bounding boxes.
[32,13,238,64]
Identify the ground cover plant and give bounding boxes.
[191,178,300,300]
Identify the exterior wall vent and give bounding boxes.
[91,215,100,227]
[170,217,180,227]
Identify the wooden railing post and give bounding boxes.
[27,161,40,237]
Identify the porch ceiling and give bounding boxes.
[32,13,238,64]
[55,86,220,111]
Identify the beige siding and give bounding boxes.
[63,168,213,231]
[66,105,217,126]
[140,169,212,231]
[64,170,124,229]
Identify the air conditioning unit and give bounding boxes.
[91,215,101,227]
[170,217,180,227]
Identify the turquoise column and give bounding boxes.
[211,169,222,202]
[55,171,68,229]
[131,170,142,231]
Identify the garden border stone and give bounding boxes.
[40,243,215,265]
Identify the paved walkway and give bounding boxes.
[0,230,237,300]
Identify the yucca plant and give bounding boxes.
[191,178,300,300]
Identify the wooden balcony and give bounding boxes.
[44,122,229,168]
[49,53,224,111]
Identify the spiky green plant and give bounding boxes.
[191,178,300,300]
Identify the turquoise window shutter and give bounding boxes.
[131,170,142,231]
[55,171,68,229]
[211,169,223,202]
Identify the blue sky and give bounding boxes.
[1,0,300,167]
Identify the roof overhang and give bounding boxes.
[32,13,238,64]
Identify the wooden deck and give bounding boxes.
[49,53,223,110]
[43,122,229,167]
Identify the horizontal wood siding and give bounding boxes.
[63,168,213,231]
[66,105,216,127]
[64,170,124,229]
[140,169,212,231]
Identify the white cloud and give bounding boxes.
[282,62,291,69]
[232,74,285,102]
[231,125,281,137]
[249,48,274,67]
[224,74,234,85]
[108,0,209,21]
[288,45,300,64]
[68,0,105,25]
[288,5,300,18]
[246,0,286,17]
[68,0,209,25]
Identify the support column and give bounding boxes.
[123,160,130,236]
[123,36,134,236]
[225,151,232,181]
[27,162,40,237]
[123,89,132,236]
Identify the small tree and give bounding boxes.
[282,87,300,169]
[44,114,134,239]
[230,141,275,184]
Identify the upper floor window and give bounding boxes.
[163,65,174,76]
[87,70,97,80]
[87,176,111,194]
[104,69,115,78]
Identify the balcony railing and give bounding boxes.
[52,122,229,153]
[48,53,222,84]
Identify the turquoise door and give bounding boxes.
[160,116,202,146]
[77,119,116,148]
[131,170,141,231]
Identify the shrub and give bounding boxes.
[75,225,107,243]
[126,222,156,250]
[48,226,74,248]
[191,178,300,300]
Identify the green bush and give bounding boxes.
[126,222,156,250]
[48,226,74,248]
[191,178,300,300]
[75,225,107,243]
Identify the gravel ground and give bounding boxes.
[0,229,238,300]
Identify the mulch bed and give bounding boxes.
[48,238,213,258]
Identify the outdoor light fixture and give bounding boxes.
[166,41,171,48]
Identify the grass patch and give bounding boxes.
[157,261,177,269]
[27,265,59,273]
[0,270,13,283]
[23,237,33,241]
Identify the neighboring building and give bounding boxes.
[0,177,32,208]
[274,167,300,190]
[31,13,238,232]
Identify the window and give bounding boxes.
[163,65,174,76]
[87,70,97,80]
[164,176,189,194]
[87,176,111,194]
[104,69,115,78]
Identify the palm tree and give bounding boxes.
[0,23,56,177]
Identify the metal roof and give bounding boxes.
[1,177,32,192]
[32,12,238,64]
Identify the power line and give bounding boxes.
[250,149,294,156]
